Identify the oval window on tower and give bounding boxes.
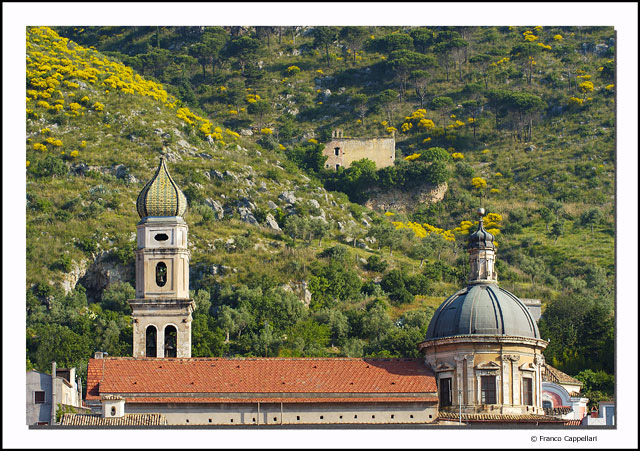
[154,233,169,242]
[156,262,167,287]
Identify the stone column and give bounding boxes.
[454,355,465,407]
[465,354,475,406]
[508,355,521,405]
[534,355,545,409]
[501,355,510,405]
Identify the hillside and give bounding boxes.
[26,26,615,405]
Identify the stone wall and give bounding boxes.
[126,401,437,425]
[323,137,395,170]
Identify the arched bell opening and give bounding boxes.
[156,261,167,287]
[145,325,157,358]
[164,325,177,358]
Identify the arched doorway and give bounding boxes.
[164,325,177,357]
[145,325,157,357]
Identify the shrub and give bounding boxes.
[365,255,388,272]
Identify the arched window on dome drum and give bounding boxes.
[156,262,167,287]
[145,325,157,357]
[164,325,177,358]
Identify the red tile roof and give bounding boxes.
[125,396,438,404]
[59,413,167,426]
[87,357,437,401]
[543,364,583,386]
[437,412,565,423]
[564,419,583,426]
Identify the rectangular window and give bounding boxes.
[334,147,340,156]
[34,391,45,404]
[481,376,497,404]
[439,378,452,407]
[523,377,533,405]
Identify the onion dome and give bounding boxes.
[424,283,541,340]
[467,207,495,250]
[136,157,187,219]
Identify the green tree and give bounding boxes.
[339,26,368,62]
[351,93,369,126]
[226,35,262,74]
[247,98,271,130]
[101,282,135,314]
[388,50,436,99]
[376,89,400,123]
[32,323,91,372]
[580,208,605,234]
[510,42,542,85]
[430,96,454,129]
[469,53,493,88]
[312,27,338,67]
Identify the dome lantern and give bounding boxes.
[136,156,188,219]
[467,207,497,284]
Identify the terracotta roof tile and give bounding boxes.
[543,364,583,386]
[564,419,583,426]
[544,406,573,416]
[59,413,167,426]
[86,357,436,400]
[437,412,565,423]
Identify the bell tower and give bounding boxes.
[129,157,195,358]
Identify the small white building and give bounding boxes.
[26,362,86,425]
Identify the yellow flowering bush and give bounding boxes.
[80,140,87,147]
[285,65,301,75]
[472,177,487,189]
[553,34,563,41]
[385,126,397,134]
[422,137,432,143]
[307,138,318,144]
[228,109,238,115]
[579,80,594,94]
[40,128,51,135]
[225,129,240,139]
[568,96,584,106]
[404,153,422,161]
[246,93,261,103]
[70,150,79,158]
[494,172,503,177]
[481,149,490,154]
[524,34,539,42]
[45,137,63,147]
[69,102,81,111]
[451,153,464,160]
[384,212,395,216]
[316,69,324,75]
[33,143,47,152]
[537,43,552,50]
[490,188,500,194]
[605,84,615,91]
[278,144,286,151]
[92,102,104,111]
[401,122,413,132]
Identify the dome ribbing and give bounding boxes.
[136,157,187,219]
[424,283,541,340]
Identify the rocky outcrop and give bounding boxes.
[60,259,90,295]
[364,182,448,213]
[77,251,135,302]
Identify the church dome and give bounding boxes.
[424,283,540,340]
[136,157,188,219]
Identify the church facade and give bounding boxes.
[63,158,571,426]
